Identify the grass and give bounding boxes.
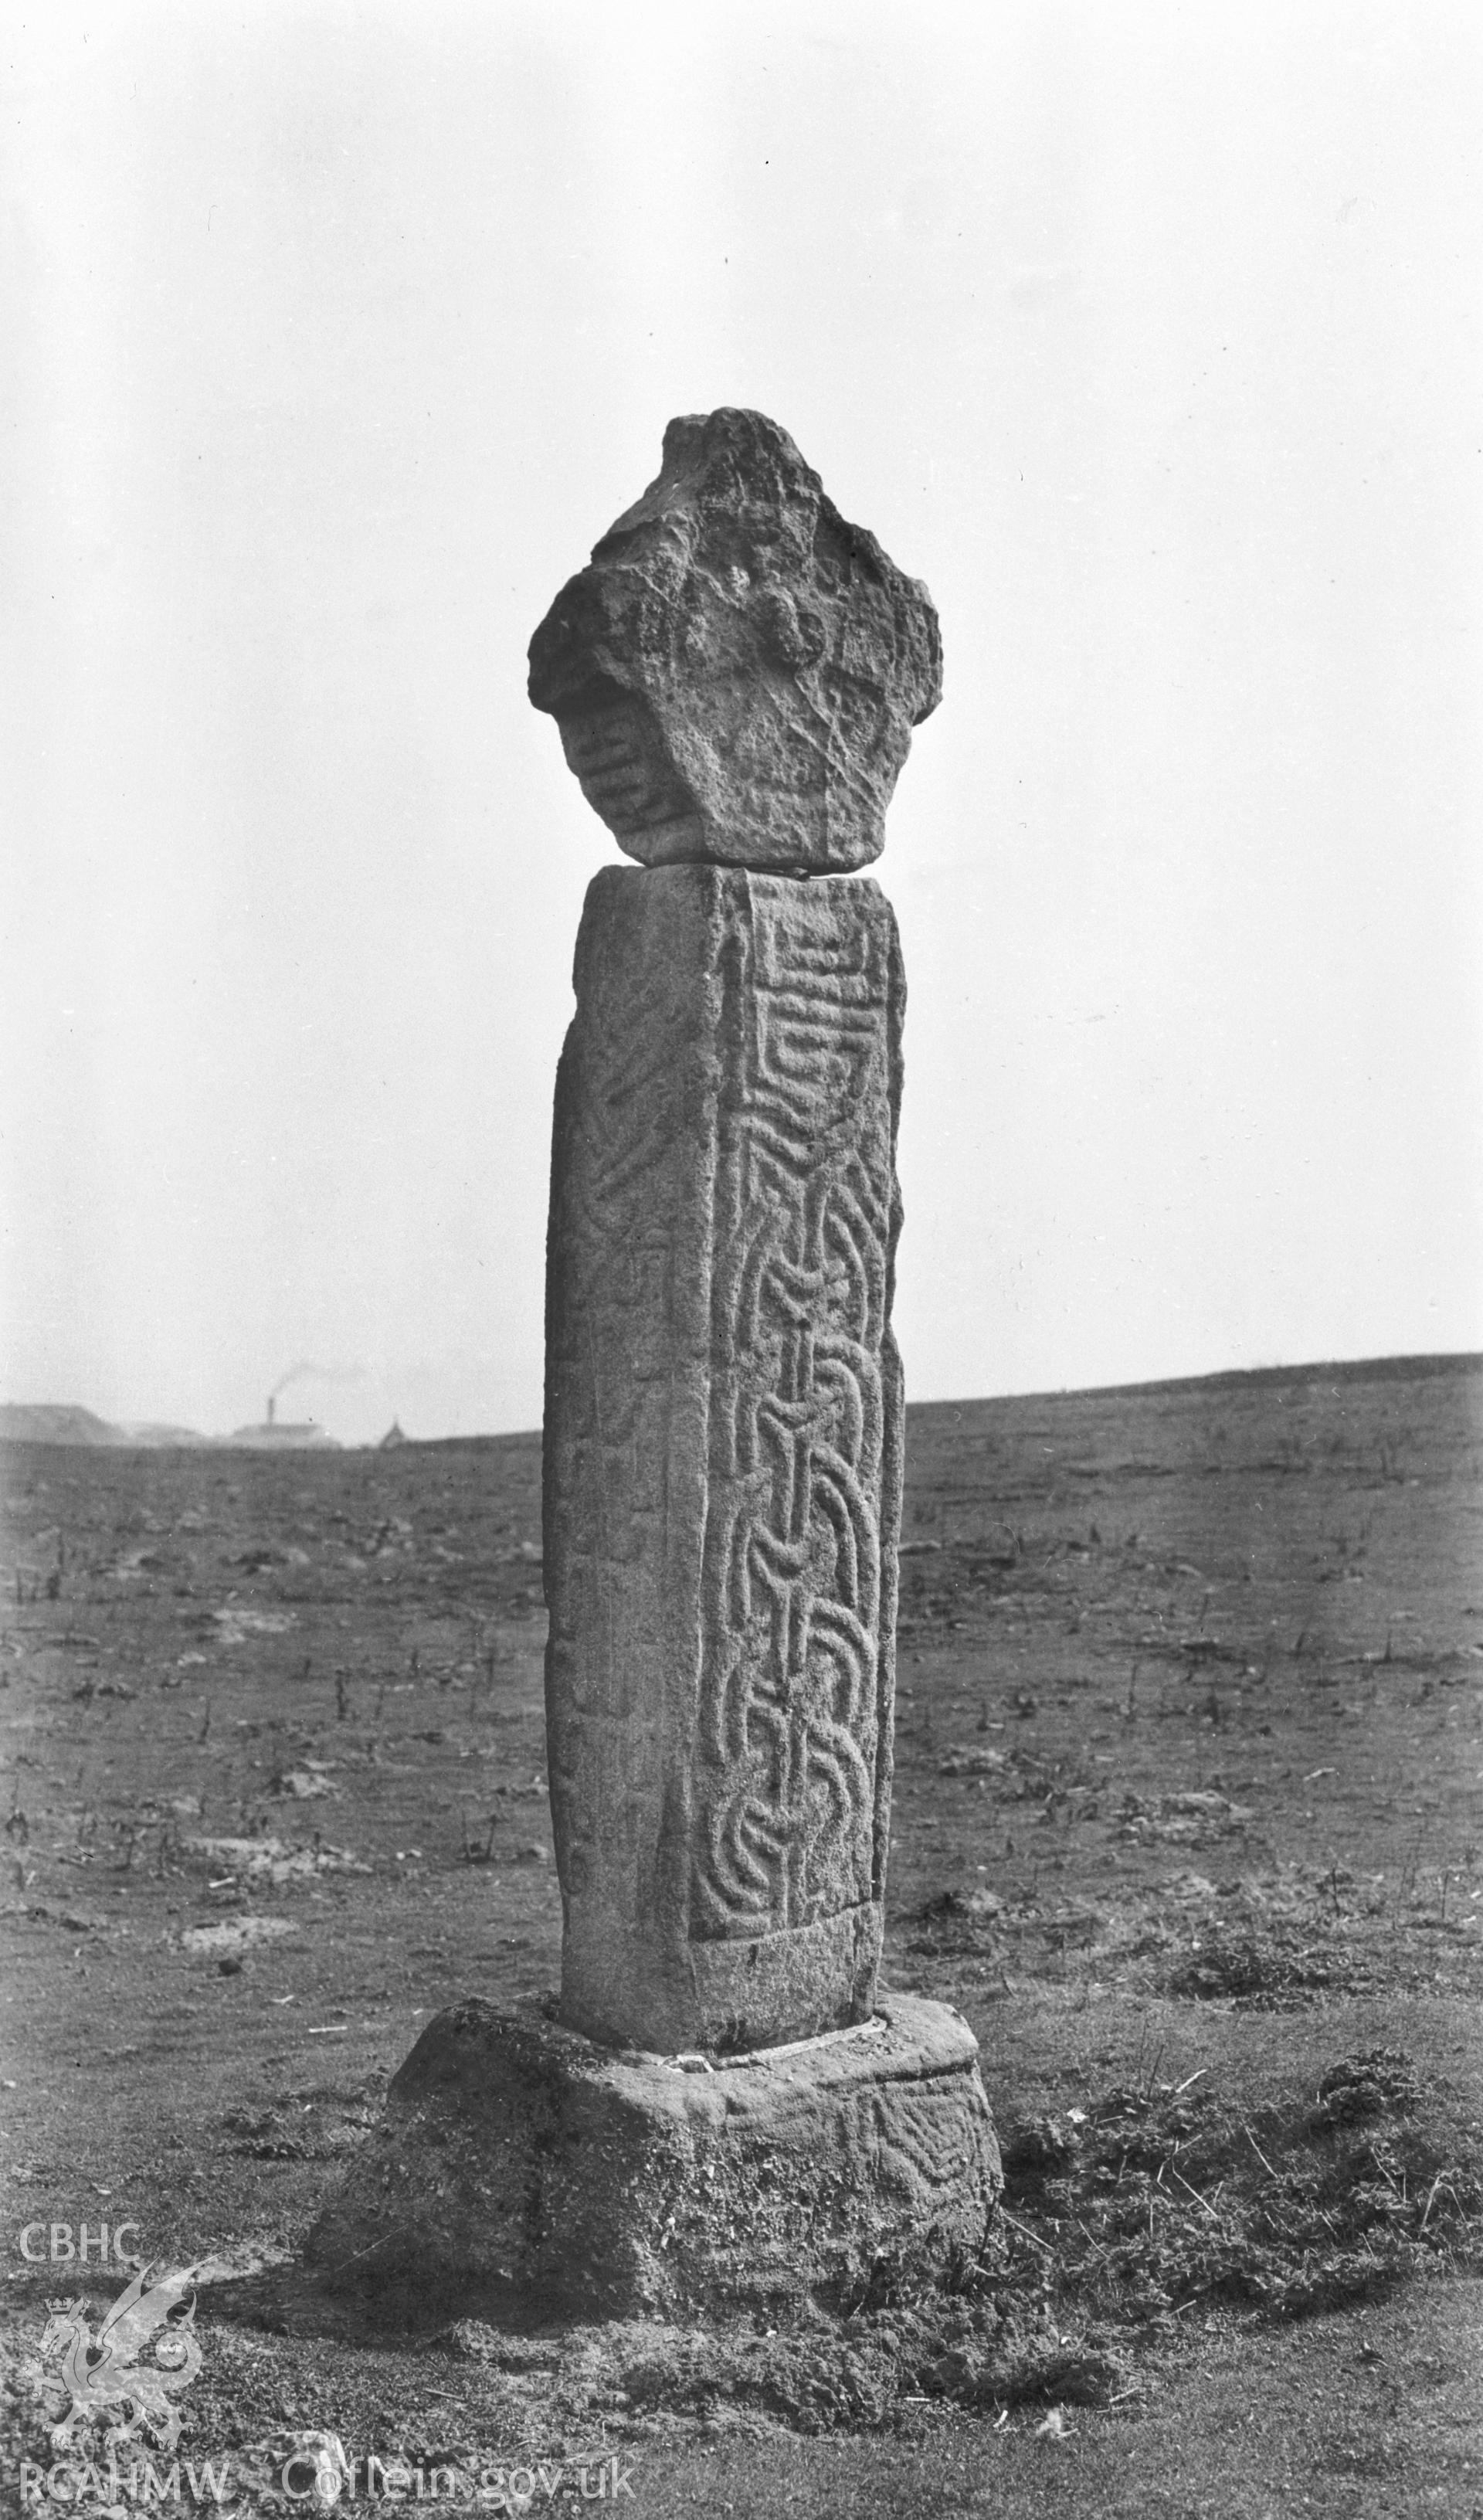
[2,1359,1481,2512]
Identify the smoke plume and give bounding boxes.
[270,1360,365,1401]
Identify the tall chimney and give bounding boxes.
[267,1394,275,1428]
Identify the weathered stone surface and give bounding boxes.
[544,864,904,2055]
[528,409,941,874]
[305,1993,1001,2324]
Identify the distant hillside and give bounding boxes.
[392,1353,1483,1449]
[0,1404,133,1446]
[0,1404,207,1448]
[978,1350,1483,1409]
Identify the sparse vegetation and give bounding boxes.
[2,1360,1480,2512]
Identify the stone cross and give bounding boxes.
[307,422,994,2320]
[530,409,940,2056]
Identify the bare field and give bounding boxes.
[1,1356,1480,2515]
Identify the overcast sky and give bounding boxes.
[3,2,1479,1445]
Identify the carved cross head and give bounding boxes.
[528,409,942,875]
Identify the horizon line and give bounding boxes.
[5,1345,1479,1450]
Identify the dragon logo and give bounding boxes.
[39,2261,203,2453]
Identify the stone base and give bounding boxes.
[305,1993,1001,2325]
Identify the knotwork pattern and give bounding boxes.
[693,886,902,1941]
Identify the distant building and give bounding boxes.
[378,1421,409,1449]
[227,1394,340,1451]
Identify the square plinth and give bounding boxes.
[306,1993,1000,2325]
